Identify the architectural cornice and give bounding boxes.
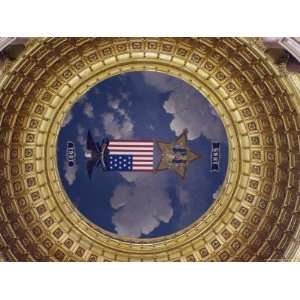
[0,37,16,51]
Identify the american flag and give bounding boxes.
[107,140,154,171]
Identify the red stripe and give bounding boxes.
[131,169,154,172]
[108,154,153,157]
[109,149,153,155]
[108,145,153,148]
[109,146,153,150]
[110,139,154,143]
[133,160,153,162]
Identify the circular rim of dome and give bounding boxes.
[54,70,232,241]
[48,59,238,245]
[0,37,300,262]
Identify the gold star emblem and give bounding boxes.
[155,129,201,179]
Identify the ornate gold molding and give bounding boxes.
[0,37,300,261]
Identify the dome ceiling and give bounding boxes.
[0,37,300,261]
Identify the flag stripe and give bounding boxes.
[129,154,153,157]
[108,146,153,151]
[133,166,154,170]
[133,161,153,165]
[109,149,153,151]
[133,157,153,161]
[109,151,153,156]
[109,141,154,146]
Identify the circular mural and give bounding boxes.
[57,71,228,238]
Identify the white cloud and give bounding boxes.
[143,72,176,92]
[110,173,173,238]
[104,91,135,139]
[143,72,226,142]
[119,172,141,183]
[102,112,134,139]
[107,89,131,111]
[117,108,126,116]
[61,112,73,128]
[77,124,86,147]
[213,184,222,200]
[120,91,130,101]
[77,94,88,104]
[64,161,78,186]
[83,102,95,118]
[108,98,120,110]
[177,187,191,205]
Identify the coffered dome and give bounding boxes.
[0,37,300,261]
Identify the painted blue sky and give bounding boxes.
[57,71,228,238]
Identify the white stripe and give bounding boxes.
[133,166,154,170]
[109,141,154,146]
[133,161,153,165]
[133,157,153,161]
[108,146,153,151]
[109,151,153,156]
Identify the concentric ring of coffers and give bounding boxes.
[0,37,299,262]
